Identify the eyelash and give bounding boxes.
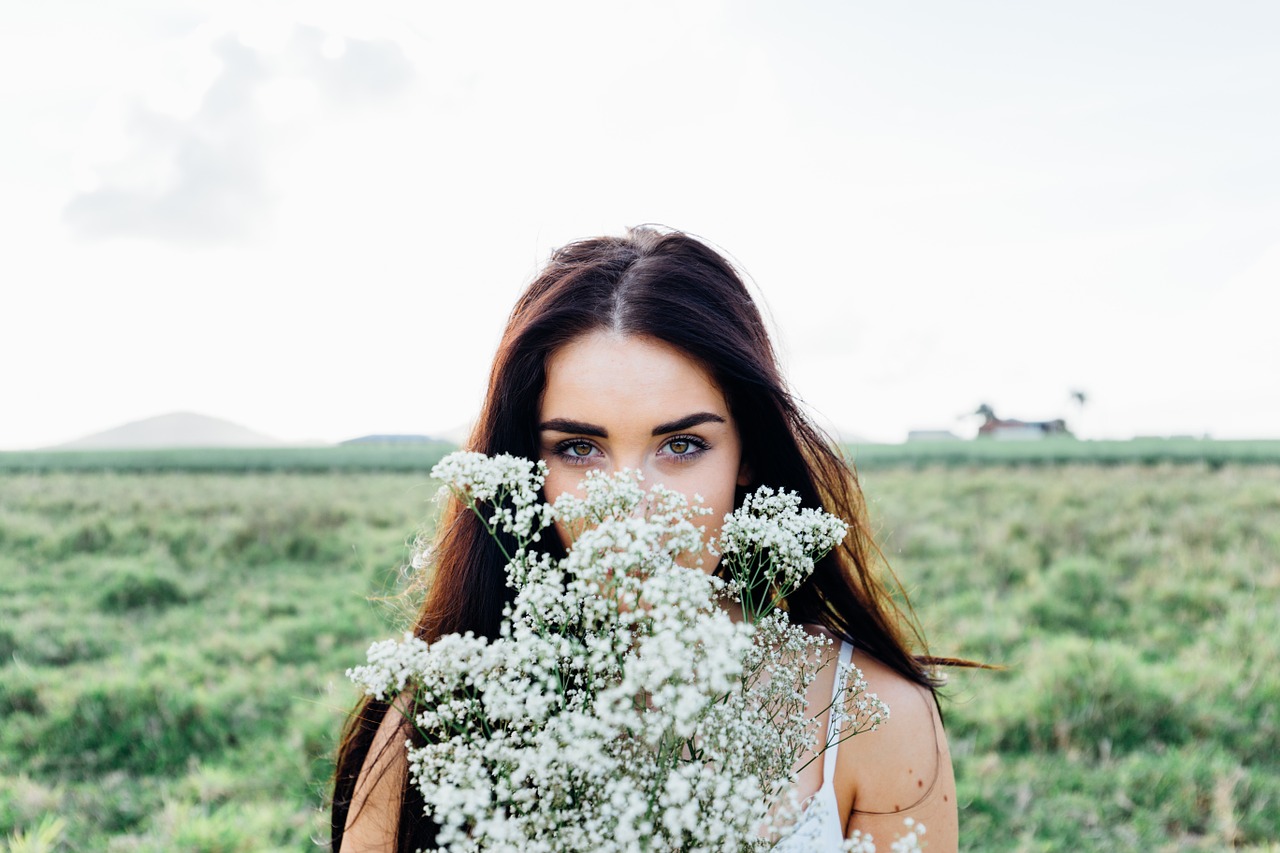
[551,435,711,466]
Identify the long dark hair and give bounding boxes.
[331,226,940,850]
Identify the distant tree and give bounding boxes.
[1069,389,1087,433]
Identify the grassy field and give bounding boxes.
[4,436,1280,473]
[1,458,1277,850]
[862,464,1280,851]
[0,472,432,851]
[0,442,456,474]
[849,437,1280,469]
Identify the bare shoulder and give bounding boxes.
[340,693,411,853]
[834,651,959,851]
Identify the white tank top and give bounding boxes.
[772,640,852,852]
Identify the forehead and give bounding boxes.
[541,331,729,421]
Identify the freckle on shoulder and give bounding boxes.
[839,651,946,806]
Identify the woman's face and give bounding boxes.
[538,330,750,567]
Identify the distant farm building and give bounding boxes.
[975,405,1071,440]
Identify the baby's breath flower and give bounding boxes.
[716,486,849,619]
[431,451,555,546]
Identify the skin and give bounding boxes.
[342,692,409,852]
[538,330,750,563]
[343,329,959,850]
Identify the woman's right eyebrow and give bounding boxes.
[539,418,608,437]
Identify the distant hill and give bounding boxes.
[51,412,286,450]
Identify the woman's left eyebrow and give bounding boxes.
[651,412,725,435]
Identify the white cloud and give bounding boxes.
[62,19,414,245]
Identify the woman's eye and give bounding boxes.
[554,440,600,465]
[662,435,708,461]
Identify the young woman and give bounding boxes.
[332,227,959,852]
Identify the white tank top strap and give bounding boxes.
[823,640,853,786]
[773,638,854,851]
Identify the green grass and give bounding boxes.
[2,463,1277,850]
[847,436,1280,469]
[0,472,437,850]
[863,463,1280,850]
[0,442,455,474]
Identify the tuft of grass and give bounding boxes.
[1026,556,1131,636]
[99,573,189,612]
[0,628,16,664]
[962,635,1193,757]
[2,815,67,853]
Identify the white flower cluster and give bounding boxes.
[838,817,925,853]
[349,452,906,852]
[716,487,849,620]
[431,451,556,546]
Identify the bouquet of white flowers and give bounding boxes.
[348,451,920,852]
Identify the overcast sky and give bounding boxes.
[3,0,1278,449]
